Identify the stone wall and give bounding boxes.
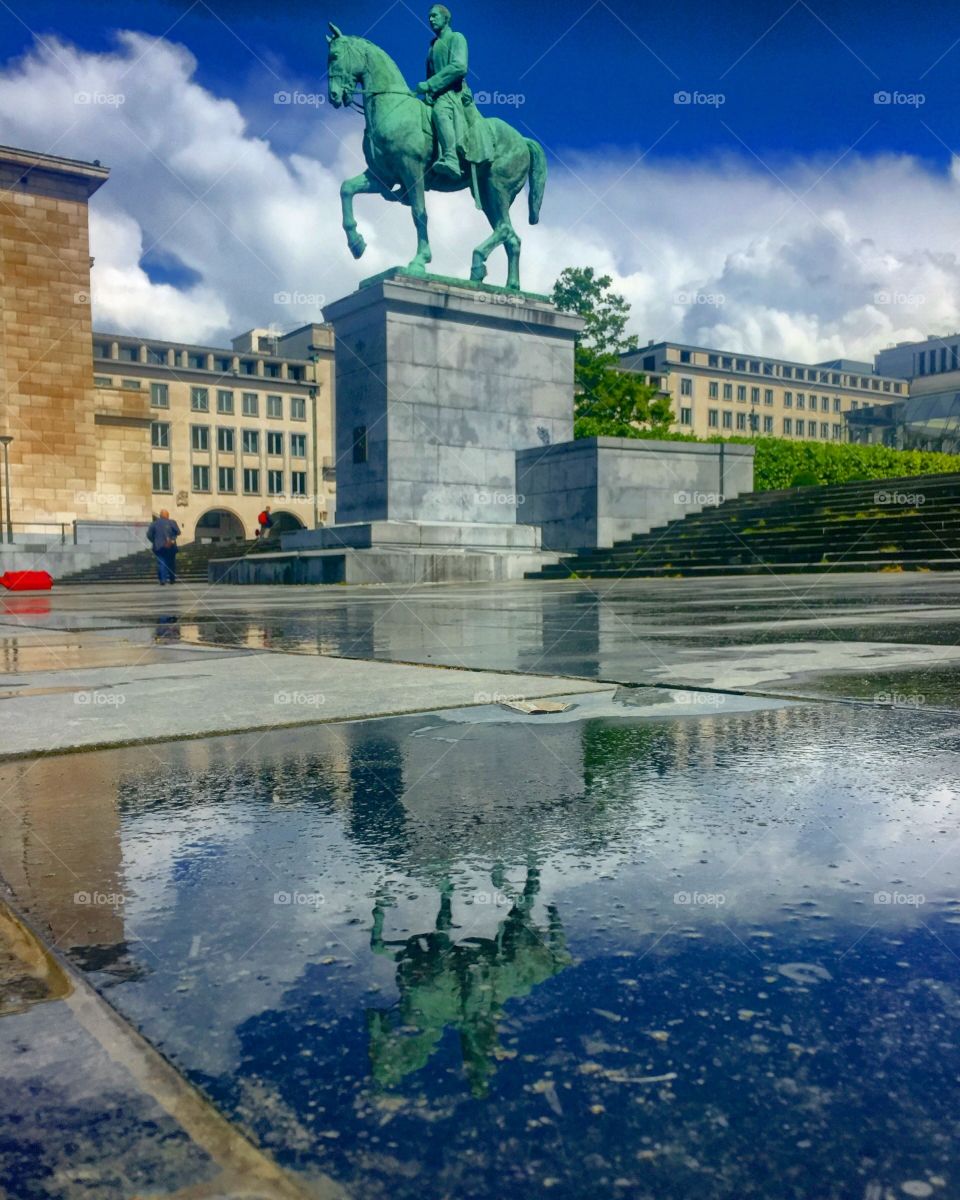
[516,437,755,552]
[0,147,152,530]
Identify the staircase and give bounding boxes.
[59,539,270,585]
[532,471,960,579]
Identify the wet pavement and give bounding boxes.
[1,576,959,1198]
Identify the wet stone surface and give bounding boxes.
[2,700,959,1199]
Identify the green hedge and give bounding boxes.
[626,430,960,492]
[743,439,960,491]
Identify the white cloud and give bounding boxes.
[2,30,960,362]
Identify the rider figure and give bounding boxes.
[417,5,472,180]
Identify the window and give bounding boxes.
[188,353,206,370]
[240,359,257,375]
[763,362,774,376]
[243,468,260,494]
[707,409,719,428]
[267,431,284,456]
[148,348,167,366]
[820,396,829,412]
[750,360,760,373]
[218,465,236,492]
[809,424,817,438]
[832,423,842,440]
[796,393,805,409]
[736,412,746,431]
[217,389,235,414]
[679,406,692,426]
[217,427,235,453]
[352,426,367,464]
[723,383,732,400]
[121,379,141,391]
[851,400,859,411]
[821,422,830,439]
[291,396,307,421]
[833,397,842,413]
[784,392,793,408]
[266,395,283,419]
[737,385,746,402]
[708,381,719,399]
[763,415,774,433]
[721,356,732,369]
[150,382,169,408]
[151,421,169,449]
[722,410,732,429]
[242,392,259,416]
[191,387,209,411]
[783,366,793,379]
[680,377,692,396]
[708,354,719,367]
[764,389,773,405]
[191,425,209,452]
[291,470,307,496]
[152,462,171,492]
[679,349,692,364]
[94,376,112,388]
[642,355,656,370]
[783,417,792,435]
[796,418,805,436]
[735,358,746,371]
[192,464,210,492]
[291,433,307,457]
[268,469,284,495]
[751,387,760,403]
[242,429,260,454]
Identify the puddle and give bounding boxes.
[1,702,958,1198]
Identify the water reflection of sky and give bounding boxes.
[3,703,960,1199]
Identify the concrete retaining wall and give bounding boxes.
[516,438,755,552]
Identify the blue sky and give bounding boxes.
[3,0,960,358]
[3,0,959,164]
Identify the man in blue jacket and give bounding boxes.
[146,509,181,585]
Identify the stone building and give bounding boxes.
[619,342,906,443]
[0,144,153,531]
[92,324,336,541]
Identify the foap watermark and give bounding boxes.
[274,89,325,107]
[75,90,125,107]
[473,690,524,704]
[75,490,126,507]
[874,90,925,107]
[74,890,126,906]
[672,690,725,708]
[873,290,926,308]
[874,890,925,906]
[476,490,524,507]
[674,90,725,107]
[274,290,326,307]
[474,90,525,107]
[273,889,325,907]
[675,290,725,308]
[274,690,326,708]
[874,691,925,709]
[875,489,925,506]
[73,291,91,305]
[74,690,125,707]
[475,291,525,307]
[674,490,724,506]
[674,890,726,906]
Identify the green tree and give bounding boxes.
[552,267,674,439]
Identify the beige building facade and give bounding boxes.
[0,145,153,532]
[620,342,907,443]
[92,325,336,542]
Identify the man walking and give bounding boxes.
[257,505,274,541]
[146,509,181,585]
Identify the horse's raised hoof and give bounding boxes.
[348,233,367,259]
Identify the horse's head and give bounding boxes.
[326,24,363,108]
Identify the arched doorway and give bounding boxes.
[270,510,306,535]
[194,508,246,543]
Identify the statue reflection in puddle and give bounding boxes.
[366,864,571,1097]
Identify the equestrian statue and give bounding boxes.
[326,4,546,291]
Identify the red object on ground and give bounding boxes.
[0,570,54,591]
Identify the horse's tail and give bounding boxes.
[525,138,546,225]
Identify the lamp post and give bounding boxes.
[0,436,12,544]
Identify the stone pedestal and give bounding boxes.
[325,270,580,529]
